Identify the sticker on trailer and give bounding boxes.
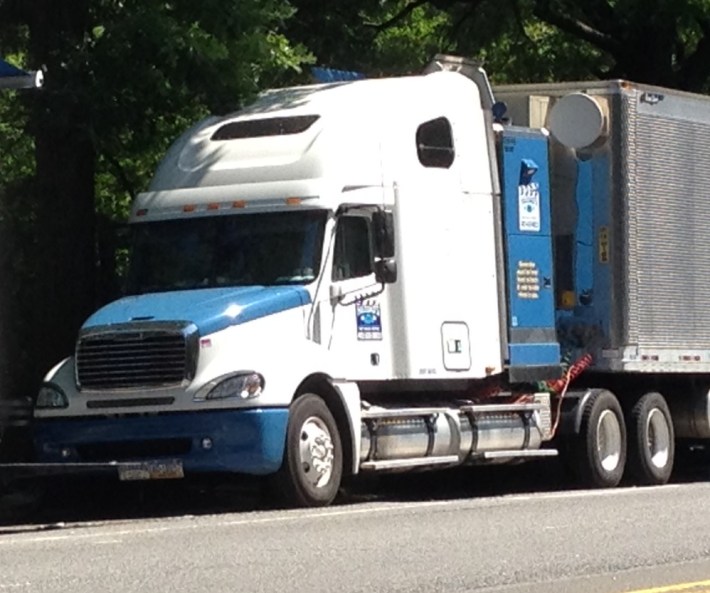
[518,182,541,232]
[356,302,382,340]
[515,260,540,300]
[598,226,609,263]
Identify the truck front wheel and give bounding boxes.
[626,392,674,485]
[272,393,343,507]
[574,389,627,488]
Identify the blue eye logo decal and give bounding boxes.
[356,303,382,341]
[358,312,378,325]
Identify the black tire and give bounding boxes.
[574,389,626,488]
[626,392,674,485]
[272,394,343,508]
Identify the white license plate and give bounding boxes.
[117,460,184,481]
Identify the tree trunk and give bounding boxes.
[23,0,97,393]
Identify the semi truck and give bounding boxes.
[27,55,710,507]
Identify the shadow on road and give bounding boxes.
[1,452,709,530]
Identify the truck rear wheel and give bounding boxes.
[272,393,343,507]
[574,389,626,488]
[626,392,674,485]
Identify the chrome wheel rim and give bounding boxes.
[298,416,335,488]
[646,408,671,469]
[597,409,622,472]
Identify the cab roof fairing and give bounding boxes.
[147,80,394,195]
[145,71,479,196]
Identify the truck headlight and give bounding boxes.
[195,372,265,401]
[36,384,68,409]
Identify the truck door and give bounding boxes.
[318,211,390,379]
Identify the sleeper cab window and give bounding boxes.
[332,216,373,281]
[416,116,455,168]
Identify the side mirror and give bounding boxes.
[372,209,395,259]
[375,258,397,284]
[372,209,397,284]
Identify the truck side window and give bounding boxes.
[332,216,373,281]
[416,117,455,168]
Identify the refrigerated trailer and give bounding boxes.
[24,55,710,506]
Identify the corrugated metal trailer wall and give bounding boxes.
[495,80,710,373]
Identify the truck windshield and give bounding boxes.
[125,210,327,294]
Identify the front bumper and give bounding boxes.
[32,408,289,476]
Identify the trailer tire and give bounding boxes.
[626,392,674,485]
[574,389,626,488]
[272,393,343,508]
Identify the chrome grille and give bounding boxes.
[76,325,194,390]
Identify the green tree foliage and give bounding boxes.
[287,0,710,89]
[2,0,710,403]
[0,1,312,397]
[336,0,710,89]
[284,0,451,75]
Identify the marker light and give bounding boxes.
[285,197,302,206]
[232,200,246,208]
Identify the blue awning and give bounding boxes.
[0,58,43,90]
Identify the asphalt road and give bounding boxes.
[2,463,710,593]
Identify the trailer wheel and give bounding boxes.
[575,389,626,488]
[626,392,674,485]
[272,393,343,507]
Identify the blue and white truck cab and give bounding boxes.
[35,55,701,507]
